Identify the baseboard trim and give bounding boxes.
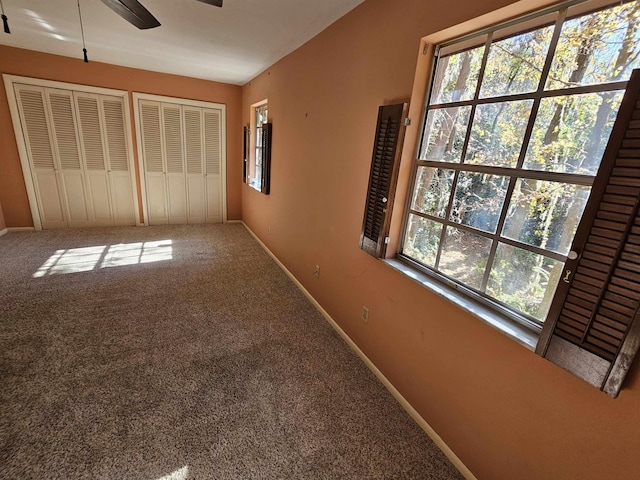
[225,219,242,224]
[0,228,7,237]
[241,221,476,480]
[7,227,35,232]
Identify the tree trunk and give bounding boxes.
[408,52,472,243]
[496,24,599,311]
[582,3,640,172]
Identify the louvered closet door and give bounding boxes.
[140,101,169,225]
[204,108,222,223]
[164,104,188,224]
[139,98,224,225]
[15,85,67,229]
[102,96,136,226]
[184,107,206,224]
[47,89,91,226]
[13,83,135,229]
[75,92,113,226]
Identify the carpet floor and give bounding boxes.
[0,224,463,480]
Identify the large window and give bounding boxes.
[401,0,640,328]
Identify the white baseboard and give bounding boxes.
[241,221,477,480]
[0,228,7,237]
[225,219,242,224]
[7,227,35,232]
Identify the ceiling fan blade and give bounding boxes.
[100,0,161,29]
[195,0,223,7]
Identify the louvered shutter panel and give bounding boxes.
[537,69,640,398]
[260,123,272,195]
[140,103,164,173]
[103,98,129,172]
[184,109,202,175]
[48,92,81,171]
[360,103,408,258]
[204,110,221,176]
[243,125,249,183]
[163,105,183,174]
[17,88,55,170]
[77,96,106,171]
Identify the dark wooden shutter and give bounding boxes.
[360,103,408,258]
[260,122,272,195]
[243,125,249,184]
[537,69,640,397]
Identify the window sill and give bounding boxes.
[384,257,539,351]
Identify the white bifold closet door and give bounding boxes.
[14,84,136,229]
[203,108,222,224]
[139,100,222,225]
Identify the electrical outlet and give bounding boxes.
[267,225,271,234]
[313,265,320,278]
[362,306,369,323]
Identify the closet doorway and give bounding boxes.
[4,75,139,230]
[133,93,226,225]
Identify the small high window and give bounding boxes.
[245,101,272,194]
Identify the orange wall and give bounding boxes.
[241,1,640,479]
[0,45,242,227]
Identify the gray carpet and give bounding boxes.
[0,224,463,480]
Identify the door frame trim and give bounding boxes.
[132,92,227,226]
[3,74,141,230]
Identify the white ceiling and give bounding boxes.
[0,0,364,85]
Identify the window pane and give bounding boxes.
[420,106,471,162]
[502,180,590,255]
[450,172,509,233]
[430,46,484,104]
[465,100,533,168]
[439,227,492,290]
[479,26,553,98]
[524,91,624,175]
[256,105,267,124]
[403,215,443,268]
[546,2,640,90]
[488,243,564,321]
[411,167,454,218]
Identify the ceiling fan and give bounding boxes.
[100,0,223,29]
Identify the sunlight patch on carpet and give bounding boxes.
[33,240,173,277]
[154,466,189,480]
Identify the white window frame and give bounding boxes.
[247,99,268,191]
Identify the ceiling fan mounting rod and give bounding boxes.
[77,0,89,62]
